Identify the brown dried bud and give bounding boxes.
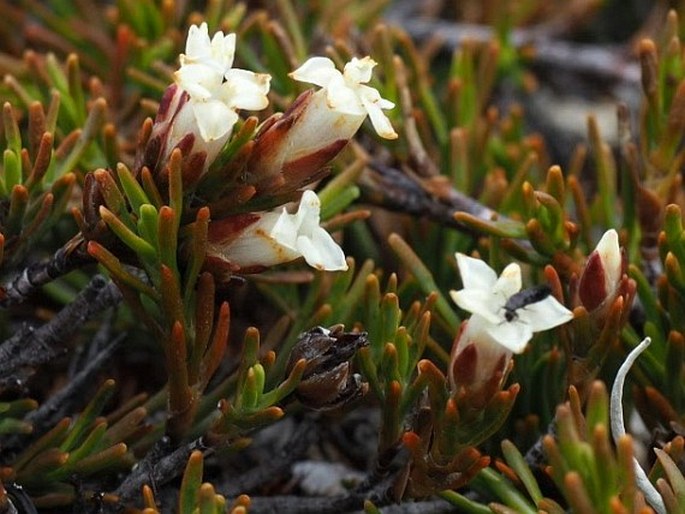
[286,325,368,411]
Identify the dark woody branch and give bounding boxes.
[0,275,121,387]
[112,436,208,507]
[243,473,400,514]
[384,0,640,88]
[0,236,91,308]
[221,417,320,497]
[360,162,508,232]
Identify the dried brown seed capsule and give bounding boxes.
[287,325,369,411]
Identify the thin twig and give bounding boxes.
[354,444,404,495]
[609,336,665,514]
[383,3,640,88]
[221,417,320,496]
[112,437,209,507]
[26,334,124,434]
[0,331,123,455]
[361,162,506,230]
[242,472,399,514]
[0,276,122,387]
[67,311,116,379]
[0,236,90,308]
[246,495,454,514]
[350,499,455,514]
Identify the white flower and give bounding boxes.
[290,56,398,140]
[207,190,347,272]
[449,254,573,353]
[173,23,271,142]
[179,23,236,75]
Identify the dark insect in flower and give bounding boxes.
[503,284,552,322]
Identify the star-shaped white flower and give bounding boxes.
[174,23,271,142]
[179,22,236,75]
[290,56,398,140]
[450,253,573,353]
[268,190,348,271]
[210,190,347,272]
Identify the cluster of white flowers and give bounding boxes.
[174,23,271,142]
[176,24,397,272]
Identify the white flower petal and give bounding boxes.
[294,190,321,227]
[450,289,502,325]
[451,253,572,353]
[223,69,271,110]
[296,234,324,268]
[377,97,396,110]
[493,263,522,298]
[174,25,271,146]
[483,319,534,354]
[191,99,238,141]
[289,55,397,138]
[596,228,622,293]
[269,208,299,251]
[455,253,498,290]
[343,57,376,84]
[210,31,235,71]
[325,74,365,115]
[297,228,348,271]
[184,23,211,61]
[359,91,398,139]
[227,191,346,271]
[516,296,574,332]
[181,24,236,76]
[290,57,340,88]
[175,63,222,99]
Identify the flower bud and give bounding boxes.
[205,190,348,274]
[578,229,626,311]
[286,325,369,411]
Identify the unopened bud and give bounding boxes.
[578,229,625,311]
